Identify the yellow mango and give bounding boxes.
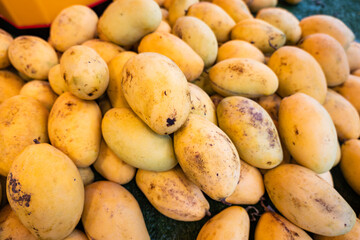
[8,36,58,80]
[20,80,58,110]
[314,218,360,240]
[98,0,161,47]
[187,2,235,43]
[0,70,24,104]
[197,206,250,240]
[225,160,264,204]
[217,96,283,169]
[102,108,177,171]
[323,89,360,140]
[255,211,312,240]
[136,167,210,221]
[0,95,49,176]
[278,93,338,173]
[50,5,98,52]
[107,51,137,108]
[298,33,349,87]
[82,39,124,63]
[213,0,253,23]
[231,19,286,53]
[138,31,204,81]
[82,181,150,240]
[264,164,356,236]
[340,139,360,195]
[7,143,84,240]
[300,15,354,49]
[121,52,191,135]
[168,0,198,26]
[172,16,218,68]
[209,58,278,98]
[174,114,240,200]
[256,7,301,45]
[217,40,265,63]
[268,46,327,104]
[93,139,136,184]
[346,42,360,71]
[48,92,101,167]
[333,75,360,114]
[0,205,37,240]
[0,29,13,69]
[188,83,217,124]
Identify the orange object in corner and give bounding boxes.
[0,0,108,29]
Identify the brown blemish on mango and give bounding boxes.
[8,173,31,207]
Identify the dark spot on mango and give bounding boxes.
[8,173,32,207]
[33,139,40,144]
[88,93,93,97]
[229,64,244,73]
[314,198,333,212]
[150,183,155,189]
[65,102,75,107]
[166,118,176,127]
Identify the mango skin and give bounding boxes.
[172,16,218,68]
[98,0,161,47]
[209,58,278,98]
[50,5,98,52]
[60,45,109,100]
[225,160,264,205]
[48,92,101,167]
[8,36,58,80]
[102,107,177,171]
[256,7,301,45]
[255,211,312,240]
[0,70,24,104]
[217,96,283,169]
[122,52,191,135]
[298,33,349,87]
[0,205,37,240]
[138,31,204,82]
[347,42,360,71]
[188,83,217,125]
[107,51,137,108]
[7,143,84,240]
[212,0,252,23]
[136,167,210,221]
[340,139,360,195]
[82,39,124,64]
[0,29,13,69]
[300,15,355,50]
[187,2,235,43]
[217,40,265,63]
[0,95,49,176]
[314,218,360,240]
[93,139,136,185]
[168,0,199,26]
[333,75,360,114]
[48,64,68,95]
[268,46,327,104]
[20,80,58,110]
[174,114,240,201]
[323,89,360,140]
[63,229,88,240]
[196,206,250,240]
[231,19,286,53]
[264,164,356,236]
[278,93,338,173]
[82,181,150,240]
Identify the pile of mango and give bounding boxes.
[0,0,359,239]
